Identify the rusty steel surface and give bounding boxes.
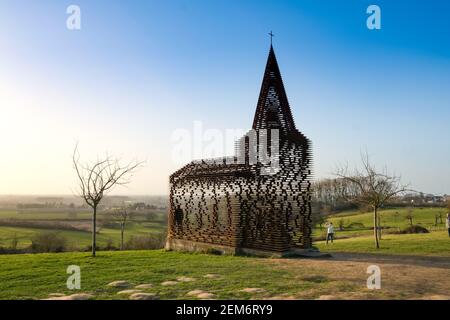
[168,45,313,252]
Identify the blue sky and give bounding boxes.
[0,0,449,195]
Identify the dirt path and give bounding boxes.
[266,253,450,300]
[329,252,450,269]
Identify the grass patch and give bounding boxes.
[313,207,448,239]
[300,275,329,283]
[316,231,450,256]
[0,209,167,250]
[0,250,328,300]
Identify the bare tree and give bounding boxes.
[334,152,408,249]
[72,145,142,257]
[113,207,130,250]
[378,211,383,239]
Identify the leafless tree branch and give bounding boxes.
[72,144,144,256]
[333,151,409,248]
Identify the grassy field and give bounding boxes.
[0,206,449,300]
[0,250,325,300]
[316,231,450,256]
[0,223,165,249]
[1,206,448,255]
[0,210,92,220]
[313,207,447,239]
[314,207,450,256]
[0,209,167,249]
[1,249,449,300]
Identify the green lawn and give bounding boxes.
[0,250,345,300]
[1,207,449,300]
[312,207,450,256]
[316,230,450,256]
[2,248,448,300]
[313,207,448,239]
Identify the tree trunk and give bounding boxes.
[92,205,97,257]
[378,213,382,240]
[120,224,124,251]
[373,207,380,249]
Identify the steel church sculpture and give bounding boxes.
[166,43,313,257]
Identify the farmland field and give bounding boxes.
[0,206,449,300]
[0,206,448,256]
[0,208,167,250]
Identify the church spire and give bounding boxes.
[252,43,296,133]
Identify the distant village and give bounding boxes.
[0,195,169,211]
[0,191,447,213]
[402,193,449,205]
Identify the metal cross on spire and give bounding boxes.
[268,31,274,45]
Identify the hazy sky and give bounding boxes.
[1,0,449,195]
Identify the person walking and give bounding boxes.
[326,222,335,244]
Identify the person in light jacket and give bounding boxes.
[326,222,335,244]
